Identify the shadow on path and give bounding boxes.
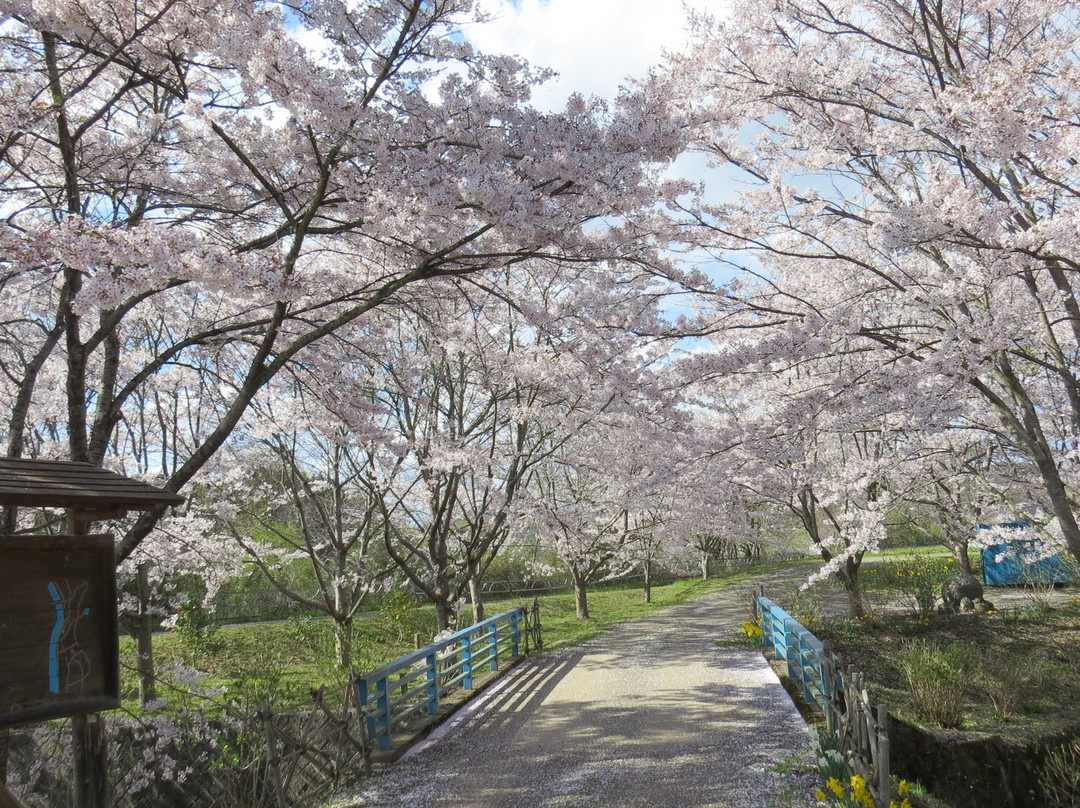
[346,570,820,808]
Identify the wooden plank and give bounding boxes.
[0,457,184,510]
[0,639,111,684]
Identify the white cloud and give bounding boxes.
[469,0,722,111]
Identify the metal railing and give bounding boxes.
[759,596,834,706]
[758,596,890,808]
[355,606,532,751]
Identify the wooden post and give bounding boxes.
[260,707,287,808]
[72,714,108,808]
[68,510,109,808]
[1,782,29,808]
[876,703,890,808]
[135,562,156,706]
[532,598,543,653]
[0,512,11,796]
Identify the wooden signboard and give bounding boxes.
[0,534,120,728]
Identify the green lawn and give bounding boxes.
[122,563,791,714]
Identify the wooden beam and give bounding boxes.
[72,714,109,808]
[67,511,110,808]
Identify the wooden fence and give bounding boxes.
[757,596,890,808]
[256,683,371,808]
[356,605,535,751]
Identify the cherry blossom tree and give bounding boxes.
[893,435,1017,573]
[358,303,558,632]
[670,0,1080,563]
[530,459,636,620]
[528,398,682,618]
[212,427,395,671]
[357,257,667,628]
[674,332,943,615]
[117,508,246,705]
[0,0,686,563]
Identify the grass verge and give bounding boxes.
[121,562,797,713]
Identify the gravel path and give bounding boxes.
[340,575,819,808]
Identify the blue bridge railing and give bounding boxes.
[757,595,891,808]
[757,595,836,706]
[356,607,529,750]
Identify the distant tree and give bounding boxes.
[214,428,394,671]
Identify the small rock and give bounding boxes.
[941,572,984,613]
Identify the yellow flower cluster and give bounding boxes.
[890,779,913,808]
[850,775,873,806]
[814,775,913,808]
[740,617,763,639]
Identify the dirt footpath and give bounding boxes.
[340,576,819,808]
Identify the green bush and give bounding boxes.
[882,518,936,549]
[862,556,957,615]
[974,651,1054,722]
[780,580,824,630]
[898,638,974,728]
[174,600,224,661]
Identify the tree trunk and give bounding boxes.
[135,562,156,706]
[700,552,710,581]
[573,576,590,620]
[435,599,453,631]
[976,361,1080,566]
[951,539,973,575]
[468,577,484,623]
[334,618,353,671]
[642,560,652,604]
[838,559,866,618]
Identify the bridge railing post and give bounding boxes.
[783,617,798,679]
[462,635,473,690]
[356,607,527,753]
[425,651,439,715]
[795,628,815,704]
[374,677,391,750]
[510,610,521,657]
[759,597,774,649]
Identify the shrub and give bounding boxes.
[1039,738,1080,808]
[863,556,956,616]
[379,586,425,642]
[174,601,224,662]
[897,638,972,728]
[975,653,1050,722]
[781,580,824,630]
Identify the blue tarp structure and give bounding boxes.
[978,522,1077,586]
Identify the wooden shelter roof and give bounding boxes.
[0,457,184,512]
